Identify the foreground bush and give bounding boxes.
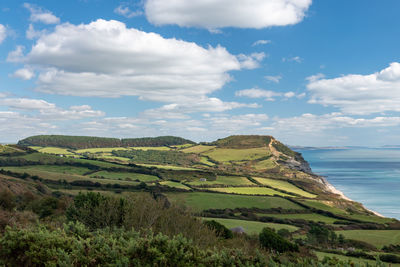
[259,227,298,253]
[0,222,267,267]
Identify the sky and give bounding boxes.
[1,0,400,146]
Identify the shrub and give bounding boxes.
[204,220,233,239]
[0,189,16,211]
[259,227,298,253]
[0,223,267,267]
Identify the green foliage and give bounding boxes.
[307,224,337,245]
[259,227,298,253]
[31,196,60,218]
[18,135,194,149]
[272,141,297,157]
[112,149,199,166]
[204,220,233,239]
[0,189,16,211]
[0,222,267,267]
[211,135,273,149]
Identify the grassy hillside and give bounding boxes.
[1,134,399,266]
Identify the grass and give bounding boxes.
[199,157,215,166]
[2,165,92,175]
[181,145,216,154]
[302,200,396,224]
[188,176,255,186]
[202,218,298,235]
[136,164,198,170]
[90,171,159,182]
[253,159,276,170]
[253,177,316,198]
[336,230,400,248]
[75,147,130,153]
[206,187,293,197]
[1,167,140,186]
[165,192,305,211]
[159,181,191,190]
[203,147,271,162]
[261,213,341,224]
[130,147,172,151]
[30,146,74,155]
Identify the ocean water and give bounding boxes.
[294,148,400,219]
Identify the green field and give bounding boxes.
[253,177,316,198]
[181,145,215,154]
[261,213,341,224]
[336,230,400,248]
[188,176,255,186]
[75,147,130,153]
[165,192,305,211]
[136,164,198,170]
[302,200,396,224]
[159,181,191,190]
[207,187,293,197]
[90,171,159,182]
[31,146,74,155]
[202,147,271,162]
[253,159,276,170]
[199,156,215,166]
[202,217,298,235]
[1,167,140,186]
[2,165,92,175]
[130,146,172,151]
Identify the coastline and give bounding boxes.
[319,176,385,218]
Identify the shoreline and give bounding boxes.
[319,176,385,218]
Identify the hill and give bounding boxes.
[18,135,195,149]
[2,134,400,266]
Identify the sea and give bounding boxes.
[293,148,400,219]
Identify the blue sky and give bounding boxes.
[1,0,400,146]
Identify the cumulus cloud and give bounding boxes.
[24,3,60,24]
[307,62,400,115]
[236,88,303,101]
[114,4,142,18]
[252,40,271,46]
[12,68,35,80]
[0,97,104,119]
[26,24,46,39]
[272,113,400,133]
[144,0,312,30]
[265,75,282,83]
[17,19,259,114]
[0,24,6,44]
[7,46,25,63]
[282,56,302,63]
[237,52,266,69]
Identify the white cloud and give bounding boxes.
[24,3,60,24]
[7,46,25,63]
[114,5,142,18]
[236,88,304,101]
[21,19,246,104]
[252,40,271,46]
[307,62,400,115]
[272,113,400,134]
[144,0,312,30]
[265,75,282,83]
[26,24,46,39]
[0,24,6,44]
[0,97,104,119]
[236,88,281,101]
[12,68,35,80]
[237,52,266,69]
[0,98,55,110]
[282,56,302,63]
